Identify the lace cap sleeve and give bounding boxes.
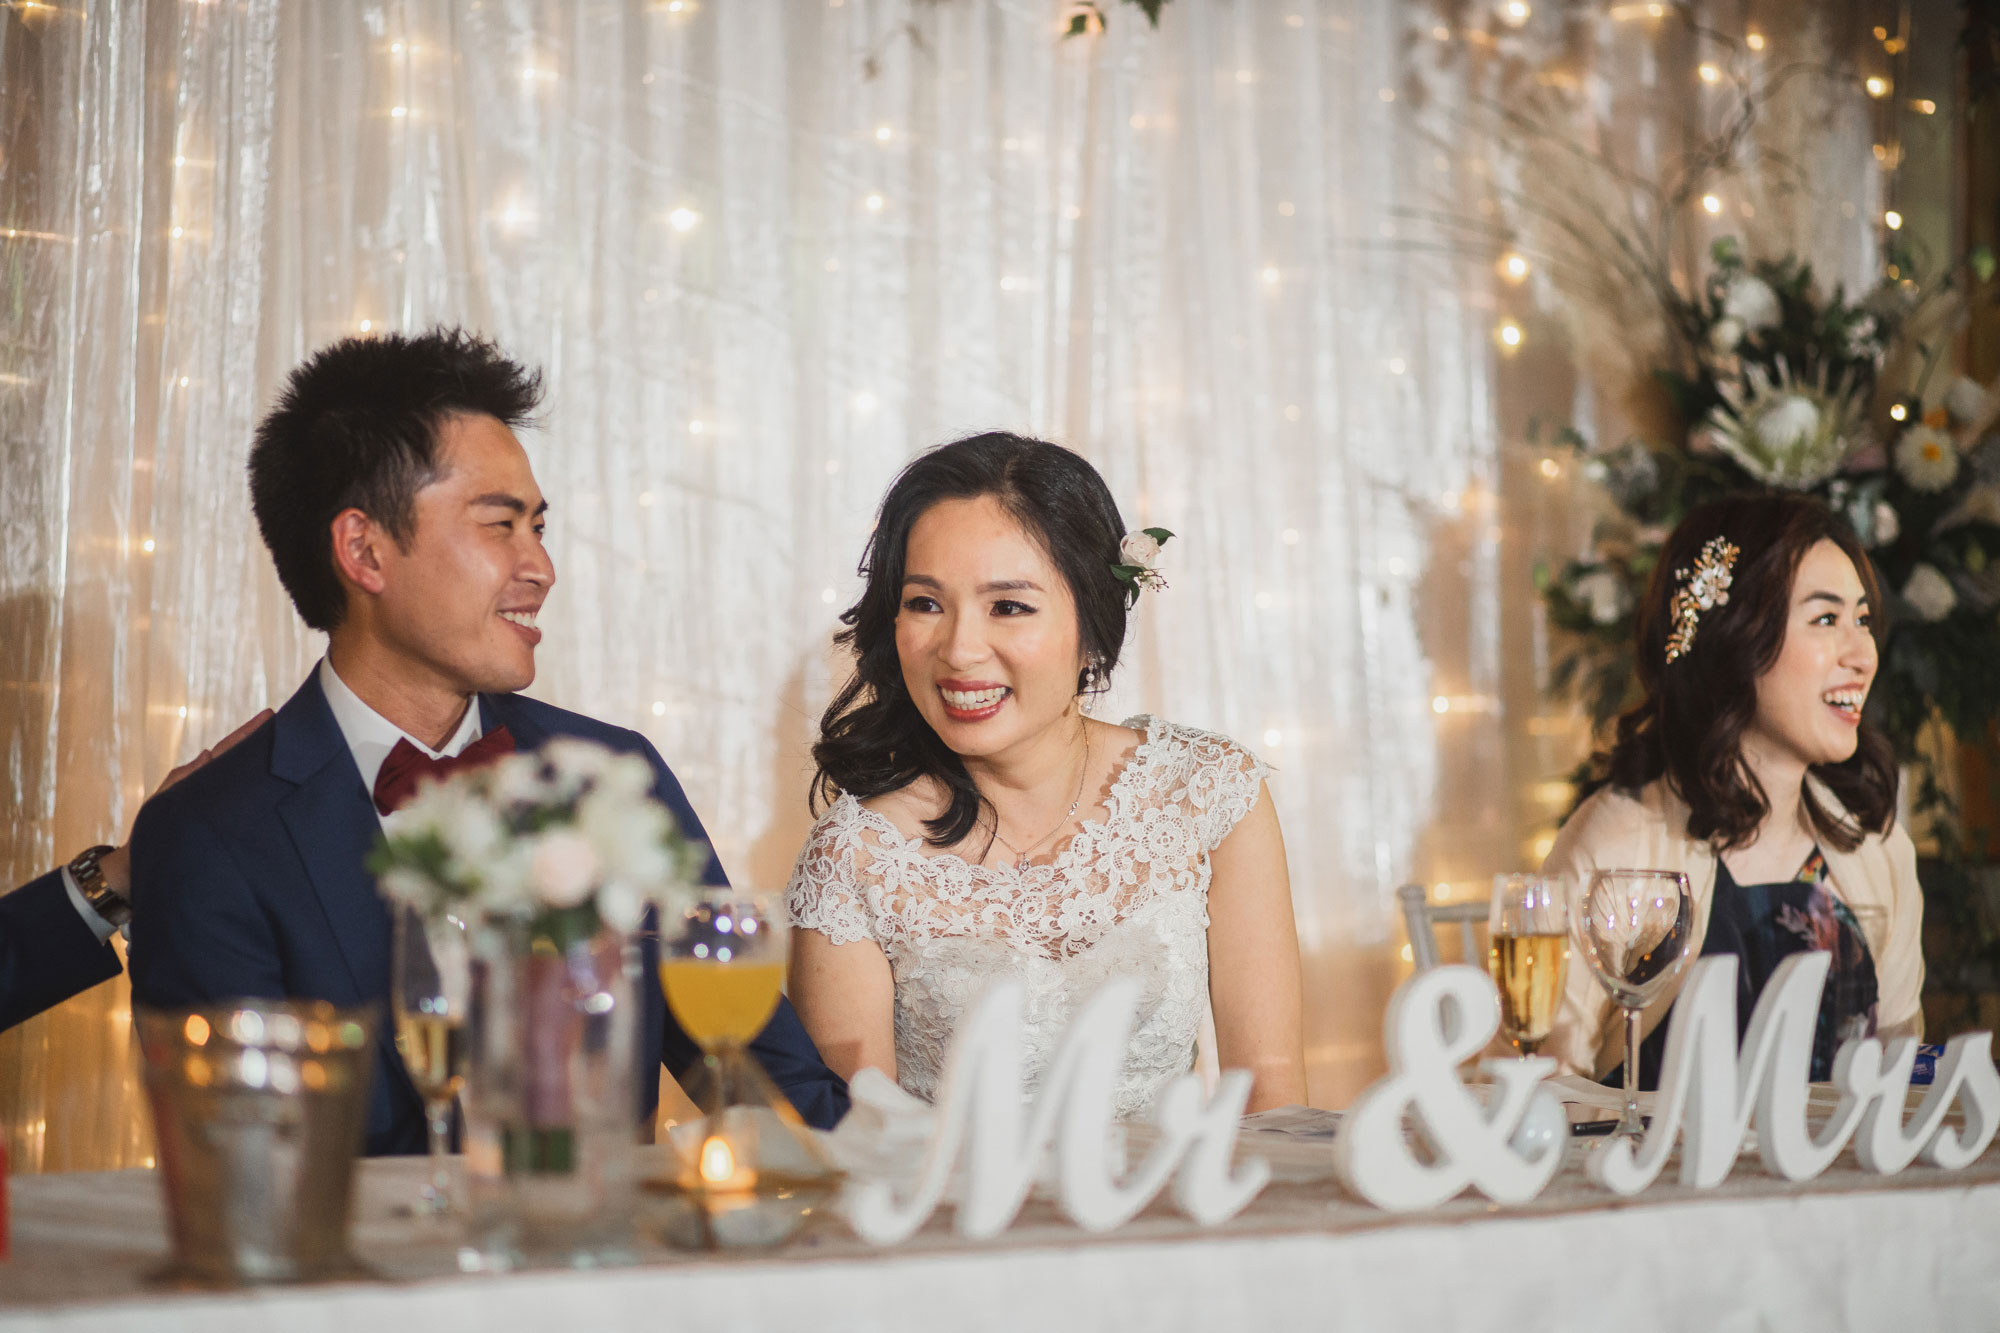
[784,799,875,948]
[1130,718,1272,855]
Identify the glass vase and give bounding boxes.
[456,916,640,1270]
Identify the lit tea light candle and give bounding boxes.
[695,1133,758,1199]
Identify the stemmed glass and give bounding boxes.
[1571,869,1694,1141]
[1487,873,1568,1057]
[391,907,471,1215]
[659,890,788,1190]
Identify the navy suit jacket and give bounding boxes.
[129,672,848,1155]
[0,870,123,1031]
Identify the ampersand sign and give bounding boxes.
[1331,965,1566,1211]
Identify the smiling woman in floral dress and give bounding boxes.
[786,433,1306,1117]
[1543,493,1924,1087]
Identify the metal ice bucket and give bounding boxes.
[135,999,378,1285]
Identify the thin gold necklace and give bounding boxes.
[987,726,1091,872]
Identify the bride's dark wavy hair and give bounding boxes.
[1596,492,1896,853]
[812,432,1131,848]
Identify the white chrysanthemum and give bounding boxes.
[1707,316,1746,355]
[1893,425,1959,492]
[1721,273,1780,330]
[1703,357,1869,488]
[1903,563,1958,622]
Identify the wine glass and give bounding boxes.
[1572,869,1693,1141]
[391,907,471,1215]
[1487,873,1568,1057]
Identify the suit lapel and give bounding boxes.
[271,673,393,1005]
[482,693,547,754]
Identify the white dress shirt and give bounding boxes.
[317,656,483,828]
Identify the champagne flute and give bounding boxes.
[391,907,471,1215]
[1487,873,1568,1057]
[1572,869,1694,1141]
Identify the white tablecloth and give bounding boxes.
[3,1130,1997,1332]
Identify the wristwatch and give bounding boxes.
[67,844,132,930]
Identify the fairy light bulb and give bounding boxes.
[1865,76,1890,99]
[1746,32,1765,51]
[1499,1,1530,26]
[1499,252,1529,283]
[1884,210,1903,230]
[1698,62,1720,83]
[667,207,699,232]
[1889,402,1909,422]
[1700,194,1722,215]
[1496,320,1523,349]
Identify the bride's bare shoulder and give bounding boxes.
[858,777,951,839]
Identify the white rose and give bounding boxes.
[1721,273,1780,330]
[529,830,601,908]
[1903,564,1958,622]
[1870,501,1900,547]
[1893,425,1959,493]
[1119,532,1161,567]
[1707,316,1746,355]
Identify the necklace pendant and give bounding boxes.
[1016,856,1032,872]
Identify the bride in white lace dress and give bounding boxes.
[787,433,1305,1117]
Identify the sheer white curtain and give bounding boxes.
[4,0,1875,1170]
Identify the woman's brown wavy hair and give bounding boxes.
[1599,492,1897,853]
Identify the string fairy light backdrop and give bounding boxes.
[0,0,1888,1170]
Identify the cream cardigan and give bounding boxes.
[1540,777,1925,1081]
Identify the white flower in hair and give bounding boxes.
[1112,526,1175,607]
[1119,531,1161,566]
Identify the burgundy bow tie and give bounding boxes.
[372,725,517,816]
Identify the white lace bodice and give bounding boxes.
[786,715,1269,1119]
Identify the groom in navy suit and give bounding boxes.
[129,328,847,1155]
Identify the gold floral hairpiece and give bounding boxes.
[1664,536,1740,663]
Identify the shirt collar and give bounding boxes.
[317,656,483,801]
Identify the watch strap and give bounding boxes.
[67,844,131,930]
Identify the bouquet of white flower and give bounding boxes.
[367,738,706,948]
[1538,237,2000,754]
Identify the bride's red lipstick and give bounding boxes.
[937,679,1011,722]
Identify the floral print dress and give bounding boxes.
[1625,847,1881,1090]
